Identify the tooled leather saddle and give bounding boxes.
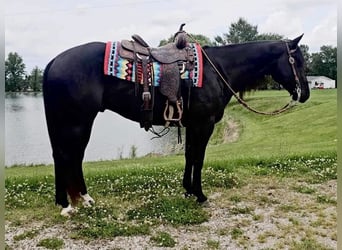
[118,24,194,131]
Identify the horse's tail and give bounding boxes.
[42,59,55,93]
[42,58,82,207]
[42,58,55,131]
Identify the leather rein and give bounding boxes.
[188,33,301,115]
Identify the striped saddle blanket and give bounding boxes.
[103,41,203,88]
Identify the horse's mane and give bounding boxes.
[204,39,282,50]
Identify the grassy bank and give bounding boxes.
[5,89,337,249]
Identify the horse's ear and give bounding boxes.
[291,34,304,47]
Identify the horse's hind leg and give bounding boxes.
[49,115,96,215]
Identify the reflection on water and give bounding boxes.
[5,93,183,166]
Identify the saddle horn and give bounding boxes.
[179,23,186,31]
[174,23,187,49]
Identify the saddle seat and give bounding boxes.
[119,34,192,64]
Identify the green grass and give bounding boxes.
[290,237,334,250]
[207,89,336,159]
[127,196,209,225]
[150,231,176,247]
[36,237,64,250]
[206,239,220,249]
[5,89,337,248]
[231,227,244,239]
[13,229,39,241]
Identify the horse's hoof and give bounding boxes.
[196,195,208,204]
[60,204,76,217]
[81,193,95,207]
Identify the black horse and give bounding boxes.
[43,33,309,216]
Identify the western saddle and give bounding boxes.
[118,24,194,131]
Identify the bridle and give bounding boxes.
[285,41,302,103]
[188,33,302,115]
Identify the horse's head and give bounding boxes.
[270,35,310,103]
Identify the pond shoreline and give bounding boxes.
[5,92,182,166]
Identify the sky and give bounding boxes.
[5,0,337,72]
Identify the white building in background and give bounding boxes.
[307,76,336,89]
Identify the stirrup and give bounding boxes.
[163,100,183,122]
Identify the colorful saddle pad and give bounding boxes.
[104,41,203,87]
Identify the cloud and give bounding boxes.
[305,11,337,51]
[259,10,304,39]
[282,0,336,9]
[5,0,337,71]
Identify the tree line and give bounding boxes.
[5,17,336,92]
[5,52,43,92]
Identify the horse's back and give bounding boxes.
[44,42,106,84]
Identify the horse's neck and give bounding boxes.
[207,43,279,91]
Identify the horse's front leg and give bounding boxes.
[183,140,194,197]
[183,120,215,203]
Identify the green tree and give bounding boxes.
[299,44,311,75]
[214,17,284,45]
[5,52,26,92]
[309,46,336,80]
[159,33,213,47]
[214,17,258,45]
[28,66,43,91]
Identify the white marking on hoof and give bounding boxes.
[81,193,95,207]
[60,204,76,217]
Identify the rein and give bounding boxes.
[187,33,299,115]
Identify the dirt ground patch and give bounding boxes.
[223,119,240,143]
[5,178,336,250]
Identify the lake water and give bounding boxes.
[5,93,183,166]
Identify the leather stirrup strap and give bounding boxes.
[141,57,151,108]
[141,56,153,131]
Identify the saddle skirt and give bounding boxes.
[103,41,203,88]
